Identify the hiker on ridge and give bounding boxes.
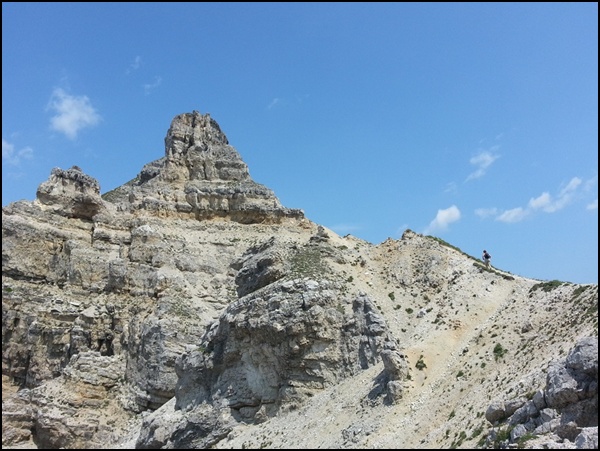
[482,250,491,268]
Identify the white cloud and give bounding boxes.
[528,192,552,210]
[423,205,461,235]
[465,146,500,181]
[126,56,142,74]
[267,98,280,109]
[560,177,582,195]
[47,88,101,140]
[528,177,582,213]
[584,174,598,192]
[143,76,162,95]
[496,207,529,223]
[583,177,598,211]
[482,176,588,224]
[2,138,33,165]
[267,96,308,110]
[474,207,498,219]
[444,182,457,194]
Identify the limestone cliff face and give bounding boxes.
[2,111,597,450]
[104,110,302,223]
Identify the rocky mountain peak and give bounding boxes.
[165,110,230,157]
[104,110,302,223]
[2,110,597,450]
[161,110,248,183]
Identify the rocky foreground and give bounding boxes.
[2,111,597,449]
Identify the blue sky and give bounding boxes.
[2,3,598,284]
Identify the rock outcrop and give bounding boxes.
[36,165,107,219]
[484,337,598,449]
[2,110,597,449]
[104,110,302,223]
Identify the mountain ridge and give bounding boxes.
[2,110,597,449]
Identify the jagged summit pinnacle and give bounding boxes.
[161,110,248,183]
[29,110,304,223]
[166,110,230,152]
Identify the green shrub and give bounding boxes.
[493,343,508,361]
[415,355,427,370]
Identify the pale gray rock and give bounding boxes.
[574,427,598,449]
[2,110,597,450]
[36,165,108,220]
[484,336,598,448]
[485,400,506,424]
[105,110,303,223]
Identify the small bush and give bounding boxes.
[493,343,508,361]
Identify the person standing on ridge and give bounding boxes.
[482,250,491,268]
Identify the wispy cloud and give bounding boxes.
[584,174,598,192]
[474,207,498,219]
[126,55,142,74]
[444,182,458,194]
[481,177,591,223]
[465,146,500,181]
[47,88,101,140]
[496,207,529,223]
[2,138,33,165]
[423,205,461,235]
[583,176,598,210]
[267,98,281,109]
[528,177,582,213]
[143,76,162,95]
[267,95,309,110]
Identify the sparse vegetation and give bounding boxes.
[3,189,597,451]
[530,280,564,293]
[451,430,467,448]
[290,246,330,279]
[493,343,508,361]
[167,299,195,319]
[493,426,513,448]
[470,424,484,439]
[426,235,466,255]
[516,432,538,448]
[571,285,587,299]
